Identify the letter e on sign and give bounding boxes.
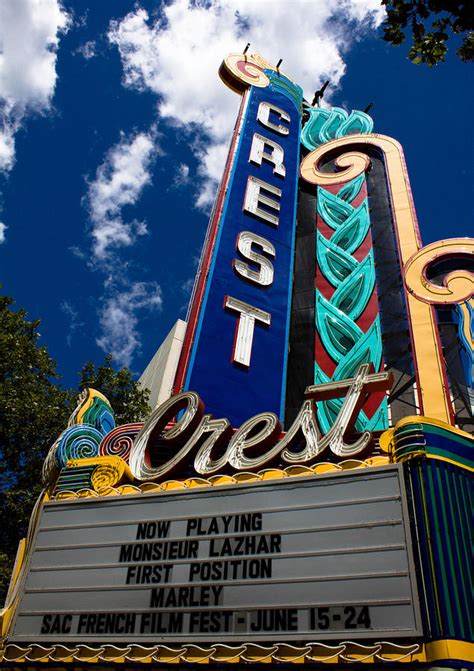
[243,176,281,226]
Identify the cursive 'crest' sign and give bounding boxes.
[129,364,392,482]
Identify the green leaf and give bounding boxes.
[316,230,359,287]
[332,252,376,321]
[315,292,363,364]
[317,188,354,230]
[382,1,473,65]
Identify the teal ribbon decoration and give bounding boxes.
[315,174,388,433]
[302,107,373,151]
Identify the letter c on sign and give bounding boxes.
[129,391,204,480]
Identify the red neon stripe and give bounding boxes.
[174,91,250,393]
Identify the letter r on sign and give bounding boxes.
[249,133,286,177]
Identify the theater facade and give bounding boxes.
[1,52,473,670]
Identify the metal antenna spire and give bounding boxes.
[311,80,330,107]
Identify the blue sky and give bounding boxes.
[0,0,472,389]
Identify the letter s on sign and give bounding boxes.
[129,391,204,480]
[233,231,275,286]
[226,412,281,470]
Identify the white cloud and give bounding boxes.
[173,162,190,187]
[61,300,84,346]
[0,0,70,172]
[181,276,194,296]
[85,128,164,366]
[0,222,6,243]
[109,0,384,207]
[75,40,96,59]
[86,128,160,259]
[96,282,163,367]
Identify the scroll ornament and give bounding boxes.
[219,52,303,109]
[55,455,134,495]
[403,238,474,306]
[43,390,146,493]
[219,52,273,91]
[42,388,116,484]
[99,423,144,461]
[404,238,474,403]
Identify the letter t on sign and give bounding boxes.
[224,295,271,367]
[304,365,393,402]
[304,363,393,456]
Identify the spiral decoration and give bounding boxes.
[301,147,370,187]
[314,173,388,433]
[99,423,143,463]
[42,388,116,484]
[55,425,103,469]
[404,238,474,306]
[53,455,132,495]
[404,239,474,409]
[91,457,127,493]
[219,53,270,93]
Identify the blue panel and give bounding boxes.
[184,83,301,426]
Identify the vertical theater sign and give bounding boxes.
[1,52,473,669]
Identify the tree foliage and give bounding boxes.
[0,296,71,490]
[0,295,151,603]
[382,1,474,65]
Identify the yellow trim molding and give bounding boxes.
[425,639,474,665]
[53,455,390,500]
[387,414,473,441]
[0,640,425,665]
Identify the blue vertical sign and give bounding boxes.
[184,73,302,426]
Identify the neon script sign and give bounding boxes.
[129,364,392,482]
